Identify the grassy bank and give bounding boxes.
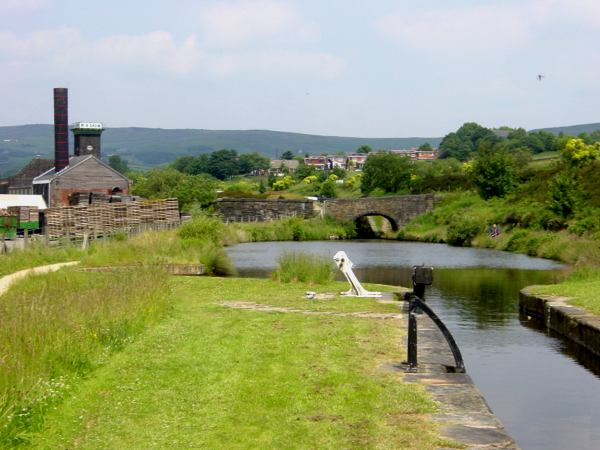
[528,267,600,316]
[26,277,453,449]
[0,267,170,447]
[398,191,600,266]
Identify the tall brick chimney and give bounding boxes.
[53,87,69,172]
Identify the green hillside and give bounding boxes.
[533,122,600,136]
[0,125,441,176]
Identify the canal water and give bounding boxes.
[226,240,600,450]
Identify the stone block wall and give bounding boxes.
[216,198,316,222]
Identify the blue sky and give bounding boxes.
[1,0,599,137]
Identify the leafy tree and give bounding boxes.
[172,174,219,211]
[131,168,218,211]
[172,155,196,173]
[439,122,498,161]
[549,173,578,219]
[360,153,413,194]
[418,142,433,151]
[294,163,317,181]
[471,144,517,199]
[590,130,600,143]
[280,150,295,160]
[207,149,240,180]
[356,145,373,154]
[238,152,270,174]
[172,154,210,175]
[108,155,130,174]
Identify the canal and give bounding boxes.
[226,240,600,450]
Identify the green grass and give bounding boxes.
[0,267,170,447]
[25,277,450,449]
[529,267,600,315]
[272,251,334,284]
[0,241,84,277]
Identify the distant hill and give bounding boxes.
[532,122,600,136]
[0,124,442,176]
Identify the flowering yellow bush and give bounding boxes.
[272,175,294,191]
[302,175,318,184]
[562,138,600,167]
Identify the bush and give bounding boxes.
[272,251,334,284]
[446,216,483,247]
[178,215,227,243]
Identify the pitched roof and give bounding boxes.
[33,155,131,184]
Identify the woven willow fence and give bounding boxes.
[44,198,180,239]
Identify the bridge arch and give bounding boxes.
[354,212,399,232]
[322,194,435,230]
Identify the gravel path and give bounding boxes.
[0,261,80,296]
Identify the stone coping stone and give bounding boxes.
[520,287,600,357]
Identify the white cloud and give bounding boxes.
[0,28,343,79]
[199,0,318,47]
[377,4,530,53]
[0,0,47,14]
[206,50,344,78]
[93,32,200,75]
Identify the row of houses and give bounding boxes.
[269,148,438,174]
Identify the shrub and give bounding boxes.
[446,216,483,247]
[178,215,227,243]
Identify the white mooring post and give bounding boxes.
[333,251,381,297]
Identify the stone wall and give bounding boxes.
[322,194,434,229]
[216,198,316,222]
[520,288,600,357]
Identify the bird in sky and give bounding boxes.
[537,74,545,81]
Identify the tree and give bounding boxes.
[549,173,578,219]
[207,149,240,180]
[471,144,517,199]
[360,153,413,194]
[238,152,270,174]
[172,173,219,211]
[356,145,373,154]
[439,122,498,161]
[108,155,130,174]
[131,168,218,211]
[280,150,295,160]
[418,142,433,151]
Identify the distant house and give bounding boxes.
[33,155,131,207]
[346,154,367,170]
[391,148,438,161]
[269,159,299,176]
[0,156,54,195]
[326,155,346,169]
[303,156,328,170]
[491,129,511,139]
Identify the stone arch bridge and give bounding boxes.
[321,194,434,230]
[216,194,434,229]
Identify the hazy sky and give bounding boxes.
[1,0,599,137]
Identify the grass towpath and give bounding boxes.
[28,277,450,449]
